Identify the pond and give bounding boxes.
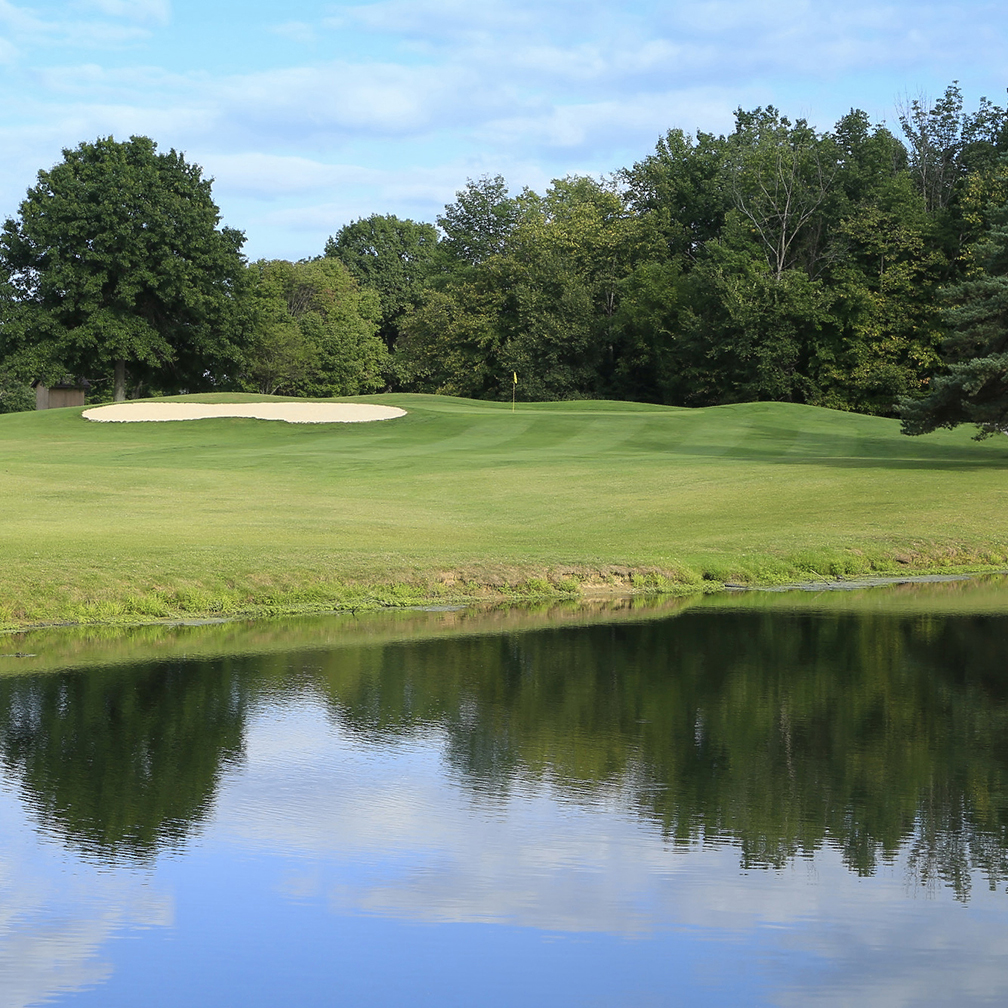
[1,579,1007,1006]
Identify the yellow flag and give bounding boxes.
[513,372,518,384]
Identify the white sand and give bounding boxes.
[82,401,407,424]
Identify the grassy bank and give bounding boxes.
[2,392,1007,629]
[5,576,1008,677]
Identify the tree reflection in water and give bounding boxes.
[0,659,247,859]
[1,606,1006,900]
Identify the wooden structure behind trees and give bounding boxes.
[33,379,90,410]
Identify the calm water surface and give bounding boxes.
[1,582,1007,1006]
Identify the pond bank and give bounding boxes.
[727,571,999,591]
[6,572,1008,676]
[4,562,1008,635]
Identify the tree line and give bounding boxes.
[2,83,1007,436]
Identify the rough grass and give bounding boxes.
[2,392,1007,629]
[7,574,1008,677]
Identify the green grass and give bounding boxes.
[2,392,1008,628]
[5,576,1008,677]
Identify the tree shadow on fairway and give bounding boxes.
[671,428,1007,470]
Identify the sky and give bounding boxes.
[0,0,1006,260]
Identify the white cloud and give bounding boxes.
[199,153,560,258]
[504,38,701,82]
[34,61,195,94]
[199,152,485,212]
[79,0,171,26]
[334,0,540,39]
[0,0,156,49]
[0,788,173,1008]
[197,699,1008,1007]
[0,0,49,35]
[214,61,487,140]
[28,101,213,145]
[198,152,374,198]
[0,0,1006,257]
[478,88,745,155]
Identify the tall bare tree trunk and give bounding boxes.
[114,360,126,402]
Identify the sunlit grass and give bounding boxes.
[2,392,1007,627]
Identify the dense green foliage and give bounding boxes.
[0,136,247,401]
[242,258,389,396]
[324,214,441,349]
[329,84,1008,429]
[3,84,1008,429]
[0,369,33,413]
[901,210,1008,436]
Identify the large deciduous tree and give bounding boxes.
[0,135,246,401]
[620,128,732,261]
[727,107,838,281]
[398,174,648,401]
[242,258,389,397]
[438,175,522,266]
[324,214,440,350]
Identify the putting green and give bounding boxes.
[1,392,1007,627]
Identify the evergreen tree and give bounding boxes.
[900,211,1008,437]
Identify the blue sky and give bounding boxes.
[1,0,1006,260]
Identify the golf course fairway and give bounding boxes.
[2,392,1007,629]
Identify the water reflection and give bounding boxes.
[311,609,1008,900]
[1,590,1008,1005]
[0,659,246,858]
[1,597,1006,899]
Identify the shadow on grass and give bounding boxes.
[667,431,1007,470]
[676,449,1005,470]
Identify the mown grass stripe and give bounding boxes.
[2,392,1007,628]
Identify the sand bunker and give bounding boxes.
[82,401,407,424]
